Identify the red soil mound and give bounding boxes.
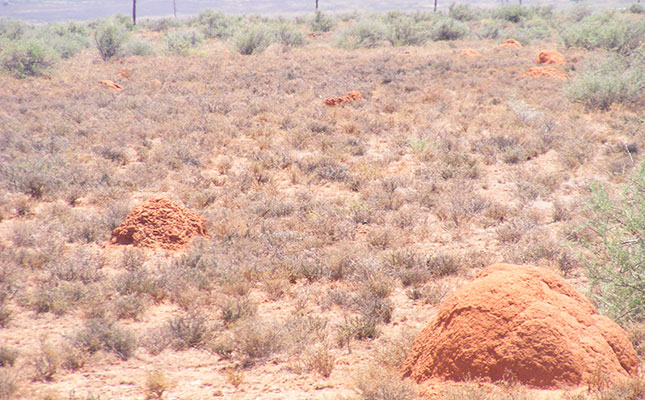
[497,39,521,49]
[118,68,133,79]
[519,66,567,80]
[111,198,208,251]
[323,91,362,106]
[402,264,639,389]
[99,80,123,91]
[461,49,482,57]
[536,50,566,65]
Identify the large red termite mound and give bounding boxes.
[402,263,639,389]
[111,198,208,251]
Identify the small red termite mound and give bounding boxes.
[536,50,566,65]
[402,263,639,389]
[460,49,482,57]
[111,198,208,251]
[99,80,123,91]
[118,68,133,79]
[323,91,363,106]
[518,66,568,80]
[497,39,522,49]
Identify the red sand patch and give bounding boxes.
[323,91,362,106]
[111,198,208,251]
[536,50,567,65]
[402,264,639,389]
[99,80,123,91]
[460,49,482,57]
[519,66,568,80]
[497,39,522,49]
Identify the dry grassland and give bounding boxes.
[0,8,643,400]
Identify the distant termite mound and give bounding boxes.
[460,49,482,57]
[518,66,567,80]
[497,39,521,49]
[536,50,566,65]
[111,198,208,251]
[99,80,123,91]
[402,264,639,389]
[323,91,362,106]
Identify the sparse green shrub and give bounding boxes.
[163,30,204,55]
[234,318,284,361]
[560,13,645,55]
[386,13,430,46]
[493,5,529,23]
[629,3,645,14]
[94,23,126,61]
[39,22,90,59]
[197,10,238,39]
[582,163,644,323]
[476,20,504,39]
[0,39,56,78]
[233,25,274,55]
[310,11,335,32]
[220,296,256,327]
[275,24,306,48]
[112,294,146,320]
[126,38,156,56]
[303,345,335,378]
[49,248,104,283]
[73,319,137,360]
[566,52,645,111]
[0,19,28,40]
[145,370,171,400]
[431,17,469,41]
[426,253,461,277]
[0,346,17,368]
[168,313,211,349]
[30,281,86,315]
[514,16,552,44]
[0,369,18,399]
[336,19,388,49]
[33,340,60,382]
[449,4,479,21]
[352,365,415,400]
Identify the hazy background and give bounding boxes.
[0,0,638,23]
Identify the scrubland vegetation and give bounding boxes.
[0,3,643,399]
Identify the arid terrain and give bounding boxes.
[0,5,643,400]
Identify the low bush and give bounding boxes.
[431,17,469,41]
[493,5,529,23]
[336,19,388,49]
[582,162,644,323]
[0,19,28,40]
[126,38,156,56]
[386,13,430,46]
[0,39,56,78]
[233,25,274,55]
[197,10,239,39]
[73,319,137,360]
[310,11,335,32]
[449,4,479,21]
[566,52,644,111]
[560,12,645,55]
[39,22,90,59]
[163,30,204,55]
[94,23,127,61]
[275,24,306,48]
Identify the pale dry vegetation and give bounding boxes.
[0,4,643,400]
